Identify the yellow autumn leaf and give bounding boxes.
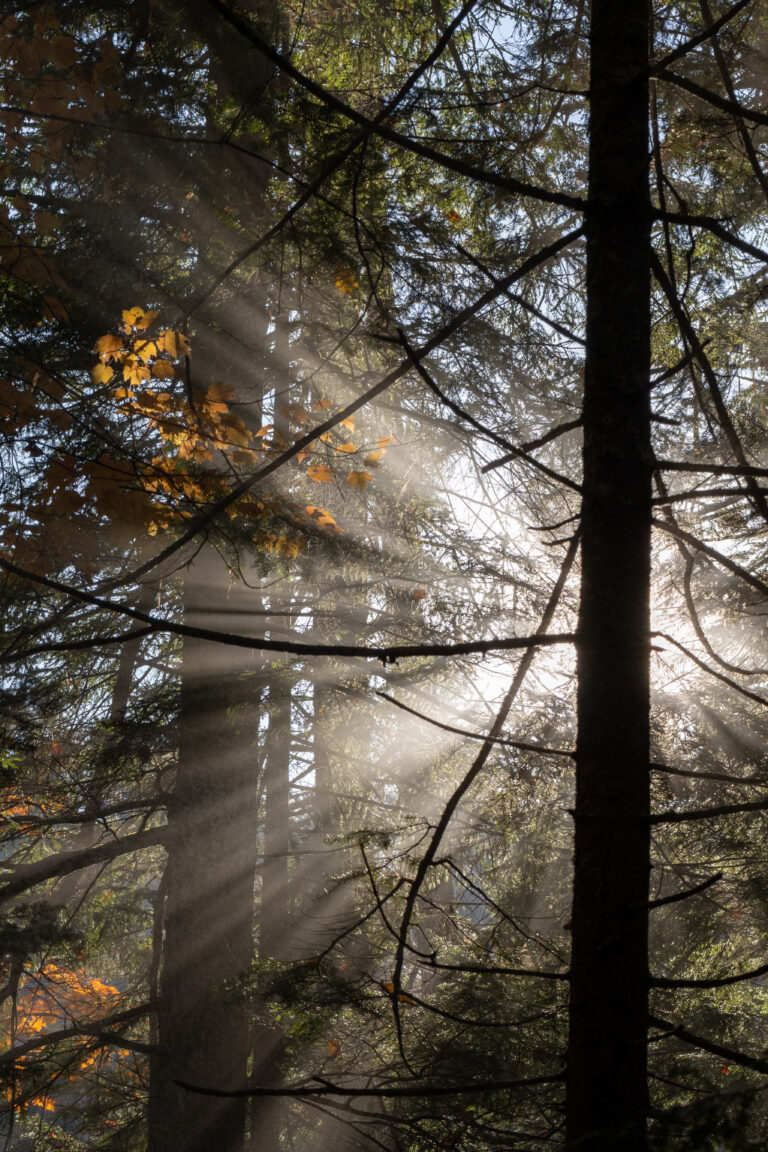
[122,357,150,387]
[334,261,359,293]
[336,441,356,453]
[377,436,395,447]
[151,359,175,379]
[379,981,417,1005]
[340,416,355,431]
[347,470,373,490]
[90,977,118,995]
[364,450,384,466]
[92,362,113,385]
[219,418,251,447]
[134,308,159,329]
[157,329,190,358]
[94,333,124,361]
[135,339,158,358]
[122,306,146,329]
[317,511,342,532]
[308,464,334,483]
[304,506,343,532]
[133,389,159,409]
[30,1095,56,1111]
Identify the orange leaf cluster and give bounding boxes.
[334,261,359,294]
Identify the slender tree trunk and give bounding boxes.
[247,300,295,1151]
[244,669,292,1152]
[260,673,292,961]
[566,2,651,1149]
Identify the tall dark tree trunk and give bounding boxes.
[145,7,277,1128]
[147,554,262,1152]
[566,2,651,1149]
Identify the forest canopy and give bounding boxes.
[2,1,768,1150]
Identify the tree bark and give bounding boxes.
[147,552,263,1152]
[566,2,651,1149]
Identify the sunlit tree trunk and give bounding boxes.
[566,1,651,1148]
[258,295,295,967]
[145,6,281,1140]
[243,667,292,1152]
[148,259,274,1150]
[147,553,263,1152]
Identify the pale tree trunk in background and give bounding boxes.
[246,283,297,1152]
[566,1,651,1149]
[259,296,294,963]
[245,668,292,1152]
[260,674,292,963]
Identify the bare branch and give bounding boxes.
[648,873,722,908]
[417,959,569,980]
[375,691,573,755]
[397,329,581,491]
[0,558,576,664]
[652,517,768,601]
[652,630,768,708]
[176,1073,562,1099]
[651,959,768,988]
[649,1014,768,1073]
[656,459,768,478]
[658,68,768,128]
[651,795,768,823]
[651,762,768,786]
[483,419,582,474]
[652,485,768,504]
